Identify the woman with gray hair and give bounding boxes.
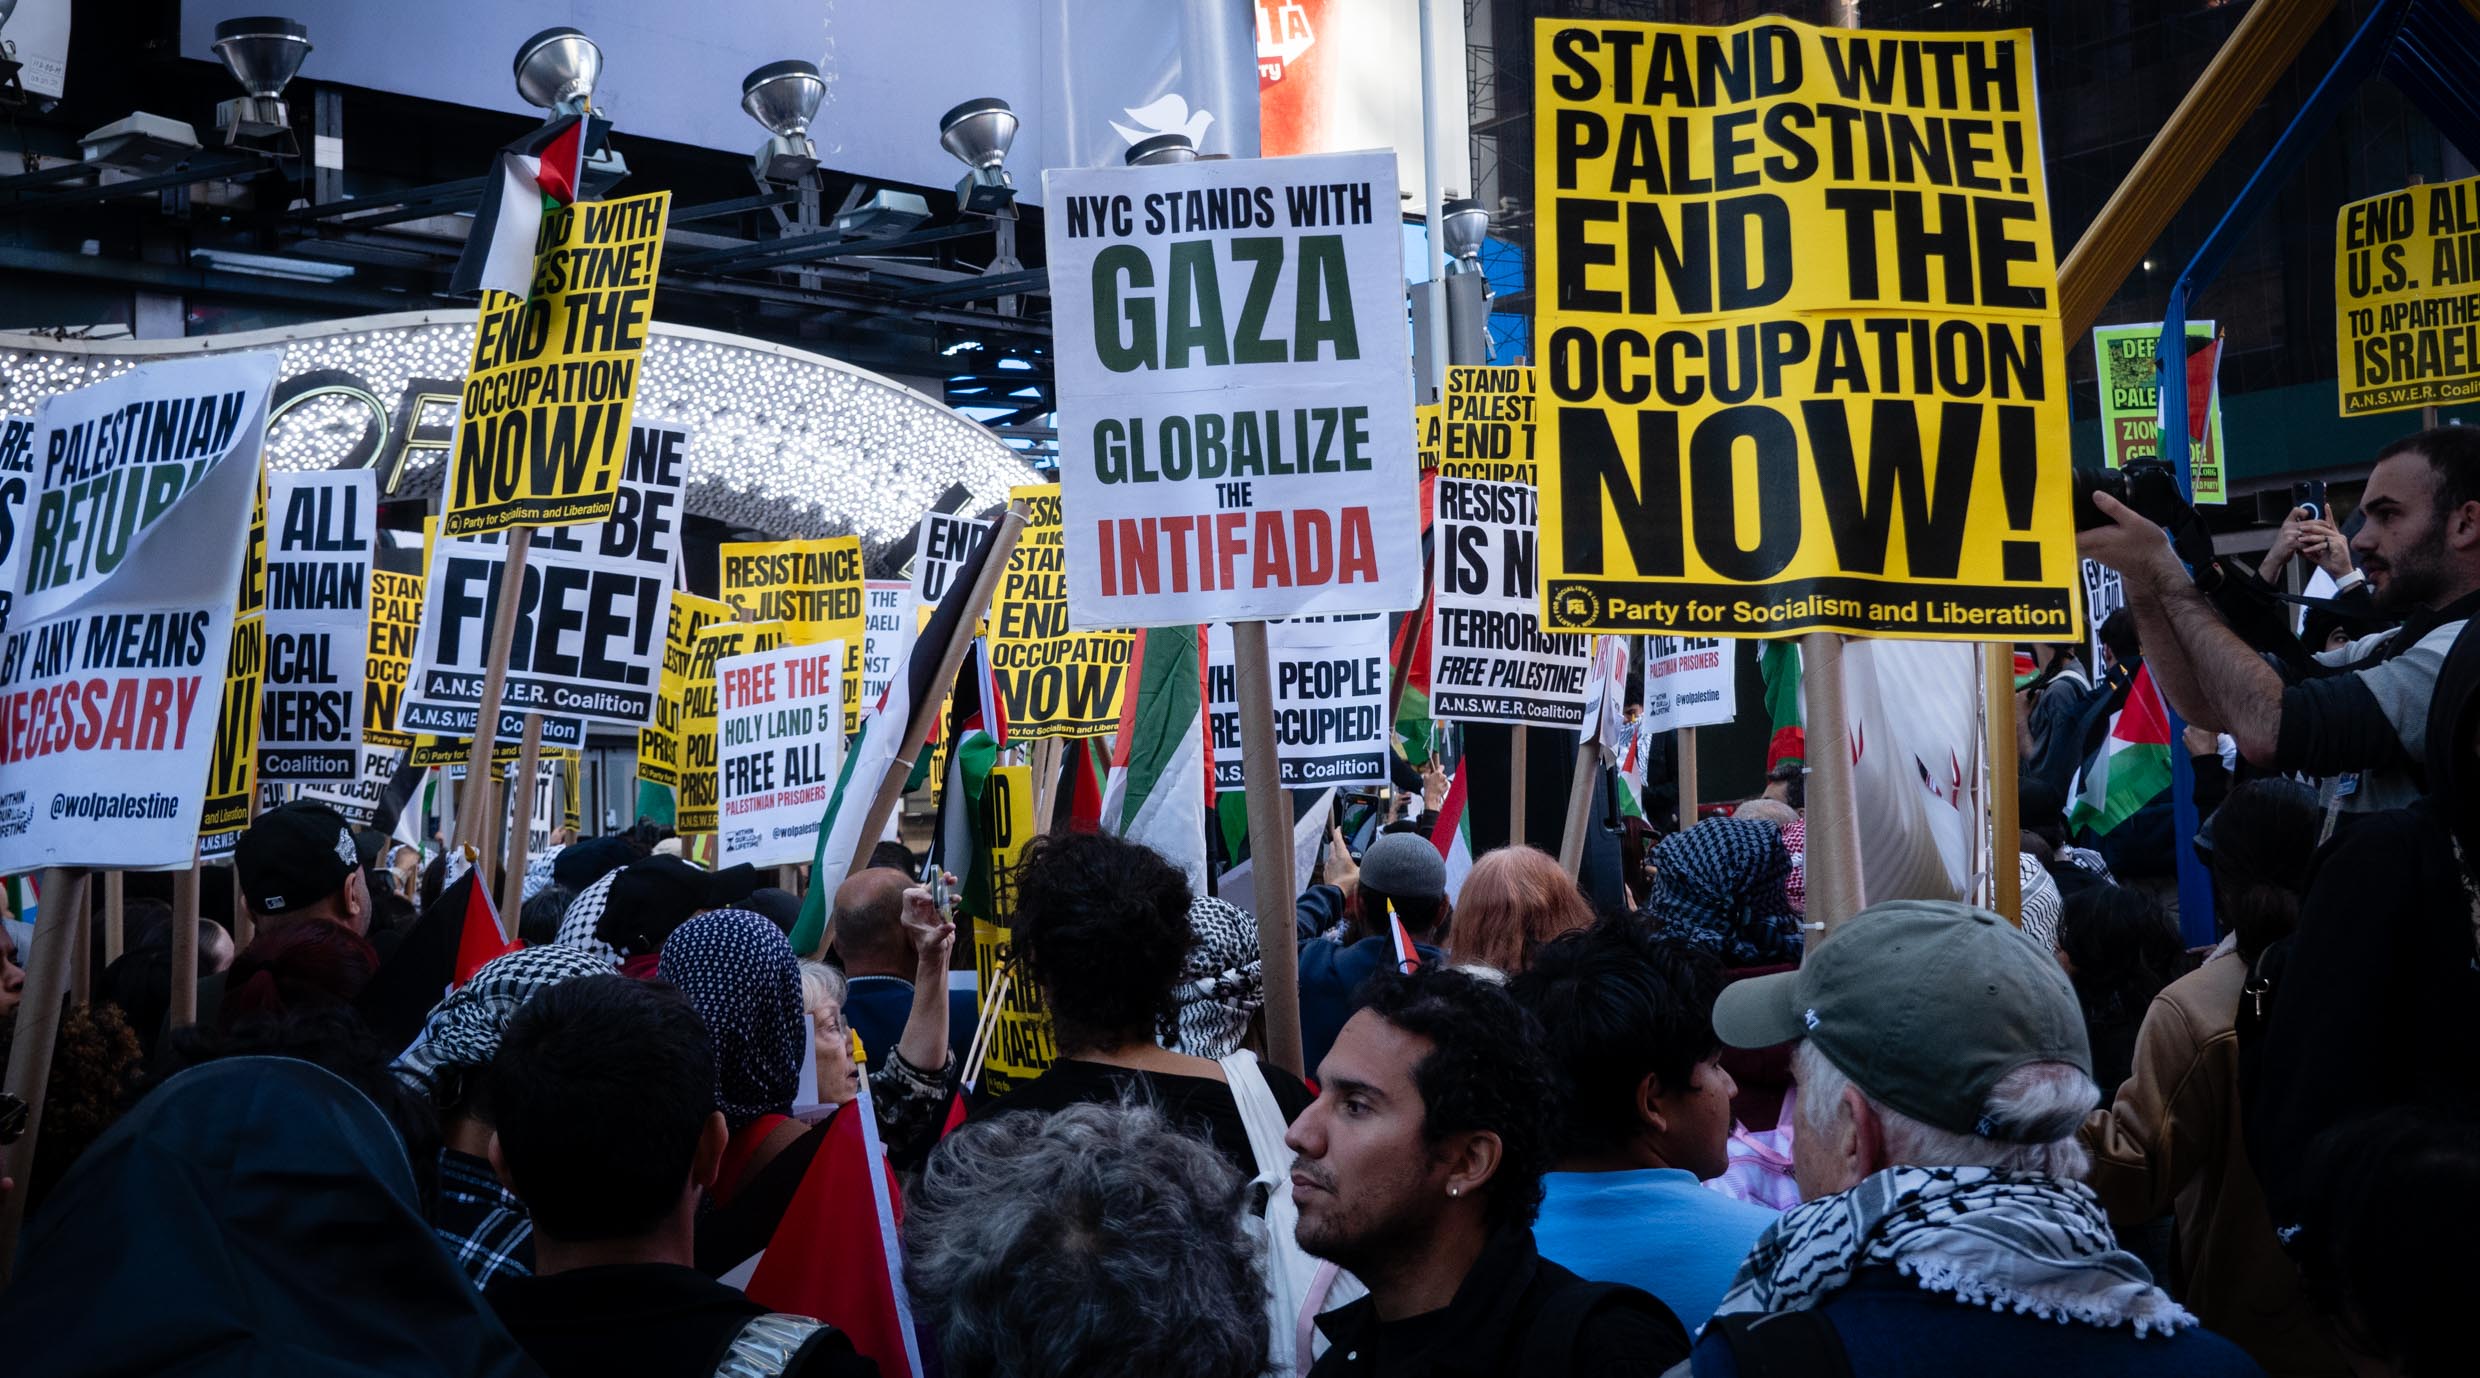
[906,1101,1268,1378]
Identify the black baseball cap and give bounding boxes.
[236,802,360,917]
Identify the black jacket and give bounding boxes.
[1307,1227,1687,1378]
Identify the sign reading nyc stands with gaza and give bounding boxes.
[1044,150,1422,629]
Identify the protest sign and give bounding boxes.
[2092,321,2225,504]
[405,421,686,736]
[0,416,34,637]
[1641,635,1738,733]
[1534,18,2079,642]
[968,762,1052,1094]
[2082,557,2124,672]
[862,580,909,713]
[2336,173,2480,417]
[677,618,789,833]
[258,471,375,782]
[719,536,865,735]
[412,736,525,770]
[1205,614,1389,789]
[1044,149,1423,627]
[990,485,1134,739]
[1438,366,1539,483]
[364,570,422,750]
[1430,477,1592,727]
[199,612,265,861]
[0,353,273,870]
[444,191,671,536]
[297,745,409,827]
[1416,402,1444,471]
[912,512,993,606]
[637,591,731,791]
[715,640,847,868]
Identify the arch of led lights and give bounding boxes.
[0,313,1037,556]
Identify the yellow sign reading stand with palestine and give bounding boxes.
[989,484,1134,739]
[719,537,867,735]
[1534,18,2079,642]
[445,191,672,537]
[1438,365,1539,484]
[2335,172,2480,417]
[364,569,423,750]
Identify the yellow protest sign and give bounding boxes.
[677,618,789,833]
[364,569,422,749]
[990,484,1134,739]
[445,191,671,537]
[237,467,267,617]
[969,763,1053,1094]
[719,537,866,735]
[1534,18,2078,642]
[1416,402,1444,471]
[637,591,731,791]
[2336,174,2480,416]
[1438,366,1539,483]
[411,737,525,770]
[198,612,264,855]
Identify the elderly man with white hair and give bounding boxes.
[1678,900,2266,1378]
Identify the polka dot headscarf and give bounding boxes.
[658,907,804,1129]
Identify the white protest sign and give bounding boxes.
[0,353,275,870]
[2082,559,2124,670]
[0,416,34,639]
[1045,150,1422,628]
[296,743,409,826]
[912,512,992,607]
[1205,614,1388,790]
[403,421,687,737]
[716,639,846,868]
[1641,636,1737,735]
[862,579,910,716]
[1430,477,1591,728]
[259,470,375,782]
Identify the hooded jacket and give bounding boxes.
[0,1057,541,1377]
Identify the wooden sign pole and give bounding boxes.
[500,713,545,937]
[1798,634,1865,937]
[1555,738,1597,874]
[1677,726,1700,824]
[170,853,201,1027]
[0,867,90,1284]
[1507,727,1530,847]
[68,883,92,1004]
[454,528,533,850]
[1985,643,2022,923]
[102,869,126,965]
[1235,619,1305,1079]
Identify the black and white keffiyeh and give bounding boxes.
[551,868,622,967]
[1168,896,1263,1059]
[659,907,805,1130]
[392,944,614,1102]
[1640,816,1803,966]
[1713,1165,2195,1336]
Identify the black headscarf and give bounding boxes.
[0,1056,539,1377]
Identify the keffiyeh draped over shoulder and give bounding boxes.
[1640,817,1804,966]
[393,944,613,1102]
[1168,896,1263,1059]
[552,867,622,966]
[659,907,806,1129]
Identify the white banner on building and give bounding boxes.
[0,353,275,870]
[716,640,847,868]
[1046,149,1421,628]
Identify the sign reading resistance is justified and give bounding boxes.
[1533,18,2080,642]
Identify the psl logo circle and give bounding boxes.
[1551,585,1600,627]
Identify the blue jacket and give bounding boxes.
[1689,1271,2265,1378]
[1295,883,1441,1078]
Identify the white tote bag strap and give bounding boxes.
[1219,1049,1295,1180]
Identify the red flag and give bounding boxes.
[745,1096,922,1378]
[2183,335,2223,445]
[1390,914,1423,973]
[452,867,513,986]
[532,115,588,207]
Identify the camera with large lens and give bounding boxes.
[2073,459,2191,533]
[2077,458,2326,676]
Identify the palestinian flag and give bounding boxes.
[452,854,515,984]
[2069,665,2174,837]
[1612,721,1648,822]
[449,113,597,299]
[1759,640,1805,769]
[742,1078,924,1378]
[791,510,1008,957]
[934,640,998,908]
[1390,595,1435,767]
[1101,625,1208,897]
[1429,758,1474,903]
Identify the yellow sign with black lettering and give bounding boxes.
[970,763,1053,1094]
[1438,366,1539,484]
[364,569,423,749]
[199,612,264,857]
[637,592,731,792]
[1534,18,2078,642]
[2336,173,2480,416]
[990,484,1134,739]
[719,537,866,735]
[445,191,672,537]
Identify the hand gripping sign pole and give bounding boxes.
[0,868,92,1283]
[1235,619,1307,1079]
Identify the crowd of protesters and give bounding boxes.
[3,430,2479,1376]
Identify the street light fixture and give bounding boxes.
[513,26,601,116]
[210,15,311,155]
[1441,197,1490,276]
[742,60,824,182]
[939,97,1017,214]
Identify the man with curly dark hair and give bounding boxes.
[1288,966,1689,1376]
[970,831,1313,1180]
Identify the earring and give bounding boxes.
[1448,1186,1460,1198]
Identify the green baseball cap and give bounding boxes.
[1710,899,2092,1140]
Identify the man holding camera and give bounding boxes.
[2079,426,2480,815]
